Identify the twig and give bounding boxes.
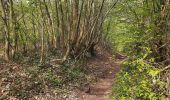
[161,65,170,72]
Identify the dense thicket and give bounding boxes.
[111,0,170,99]
[0,0,117,63]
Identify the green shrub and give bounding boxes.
[112,46,164,100]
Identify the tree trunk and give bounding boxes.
[0,0,10,61]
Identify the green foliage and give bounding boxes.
[61,63,85,82]
[112,45,165,99]
[108,1,168,98]
[45,71,63,87]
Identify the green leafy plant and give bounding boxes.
[45,70,63,87]
[112,46,165,100]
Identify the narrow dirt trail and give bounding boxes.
[75,49,124,100]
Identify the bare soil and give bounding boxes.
[74,48,124,100]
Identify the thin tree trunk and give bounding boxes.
[0,0,10,61]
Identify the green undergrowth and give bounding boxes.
[112,43,166,100]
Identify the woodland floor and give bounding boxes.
[0,47,124,100]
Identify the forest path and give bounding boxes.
[75,48,124,100]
